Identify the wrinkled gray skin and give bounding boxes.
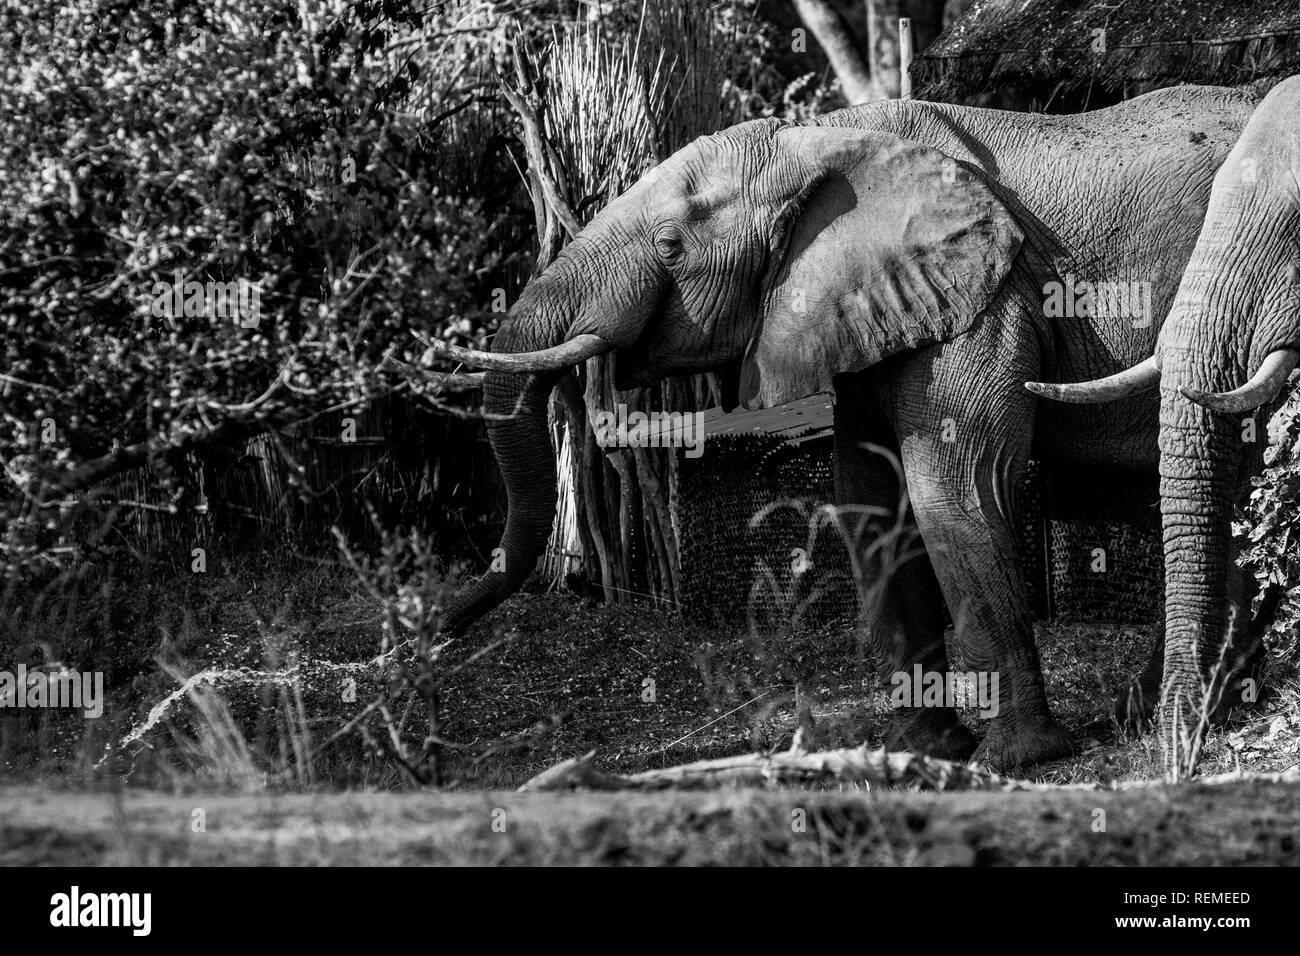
[442,85,1257,771]
[1151,77,1300,774]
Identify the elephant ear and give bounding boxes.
[739,125,1023,408]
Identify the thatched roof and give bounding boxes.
[913,0,1300,100]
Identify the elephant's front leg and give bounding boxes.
[833,376,976,761]
[884,324,1074,771]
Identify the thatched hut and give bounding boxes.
[912,0,1300,105]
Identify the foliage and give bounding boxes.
[0,0,817,580]
[0,0,528,574]
[1240,393,1300,659]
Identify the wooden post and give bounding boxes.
[898,16,913,100]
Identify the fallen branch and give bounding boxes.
[520,747,1300,794]
[519,745,1023,793]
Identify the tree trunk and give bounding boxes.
[792,0,950,103]
[793,0,876,104]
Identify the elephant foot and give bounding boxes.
[885,708,977,762]
[972,714,1074,773]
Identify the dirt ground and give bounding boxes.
[6,581,1300,865]
[419,591,1300,787]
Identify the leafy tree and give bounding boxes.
[0,0,523,572]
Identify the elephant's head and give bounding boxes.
[1027,76,1300,774]
[436,118,1022,637]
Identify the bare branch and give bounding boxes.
[520,745,1023,793]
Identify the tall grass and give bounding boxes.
[522,0,754,604]
[541,0,748,206]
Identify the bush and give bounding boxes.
[1241,392,1300,659]
[0,0,532,574]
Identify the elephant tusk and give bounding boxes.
[422,370,485,390]
[1178,348,1300,413]
[1024,356,1160,404]
[415,332,610,373]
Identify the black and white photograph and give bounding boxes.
[0,0,1296,913]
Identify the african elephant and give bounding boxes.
[434,84,1259,771]
[1029,76,1300,774]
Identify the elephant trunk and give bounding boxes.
[1157,345,1241,778]
[436,223,657,637]
[439,317,569,637]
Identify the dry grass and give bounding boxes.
[540,0,747,204]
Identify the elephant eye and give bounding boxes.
[654,228,684,260]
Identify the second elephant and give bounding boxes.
[1033,75,1300,775]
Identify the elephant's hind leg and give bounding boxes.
[833,376,976,761]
